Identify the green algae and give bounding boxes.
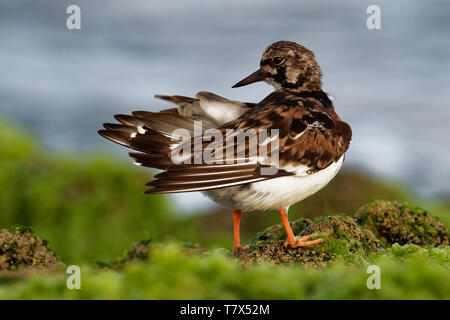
[355,201,449,246]
[237,201,449,268]
[0,227,63,272]
[97,237,152,270]
[0,242,448,300]
[0,201,448,299]
[238,214,382,267]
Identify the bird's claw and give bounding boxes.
[283,234,324,248]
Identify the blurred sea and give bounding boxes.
[1,0,449,209]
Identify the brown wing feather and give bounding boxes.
[99,88,350,194]
[145,89,351,194]
[144,163,293,193]
[99,92,257,175]
[231,89,352,172]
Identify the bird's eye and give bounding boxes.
[272,57,285,65]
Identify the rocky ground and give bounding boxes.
[0,226,64,272]
[236,200,448,267]
[0,200,448,300]
[1,201,447,273]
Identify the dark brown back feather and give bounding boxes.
[144,89,351,193]
[98,89,351,194]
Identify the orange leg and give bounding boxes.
[232,209,247,254]
[279,207,323,248]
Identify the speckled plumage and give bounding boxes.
[98,41,352,251]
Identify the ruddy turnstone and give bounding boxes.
[99,41,352,254]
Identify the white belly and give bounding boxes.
[203,155,344,212]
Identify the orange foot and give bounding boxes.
[283,234,324,248]
[232,245,248,254]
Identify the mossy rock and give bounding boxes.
[0,226,63,272]
[97,238,151,270]
[237,215,382,267]
[355,201,449,247]
[254,218,313,241]
[183,242,208,255]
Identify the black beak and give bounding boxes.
[232,68,267,88]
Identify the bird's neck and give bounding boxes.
[275,79,322,91]
[277,68,323,91]
[295,78,323,91]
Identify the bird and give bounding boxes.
[98,41,352,254]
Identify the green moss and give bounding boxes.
[0,228,64,272]
[238,215,382,267]
[97,237,152,270]
[236,203,449,268]
[254,218,312,241]
[355,201,449,246]
[373,243,449,265]
[0,243,448,300]
[8,225,34,234]
[0,211,448,299]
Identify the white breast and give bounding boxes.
[203,155,345,212]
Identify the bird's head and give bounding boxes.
[232,41,322,91]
